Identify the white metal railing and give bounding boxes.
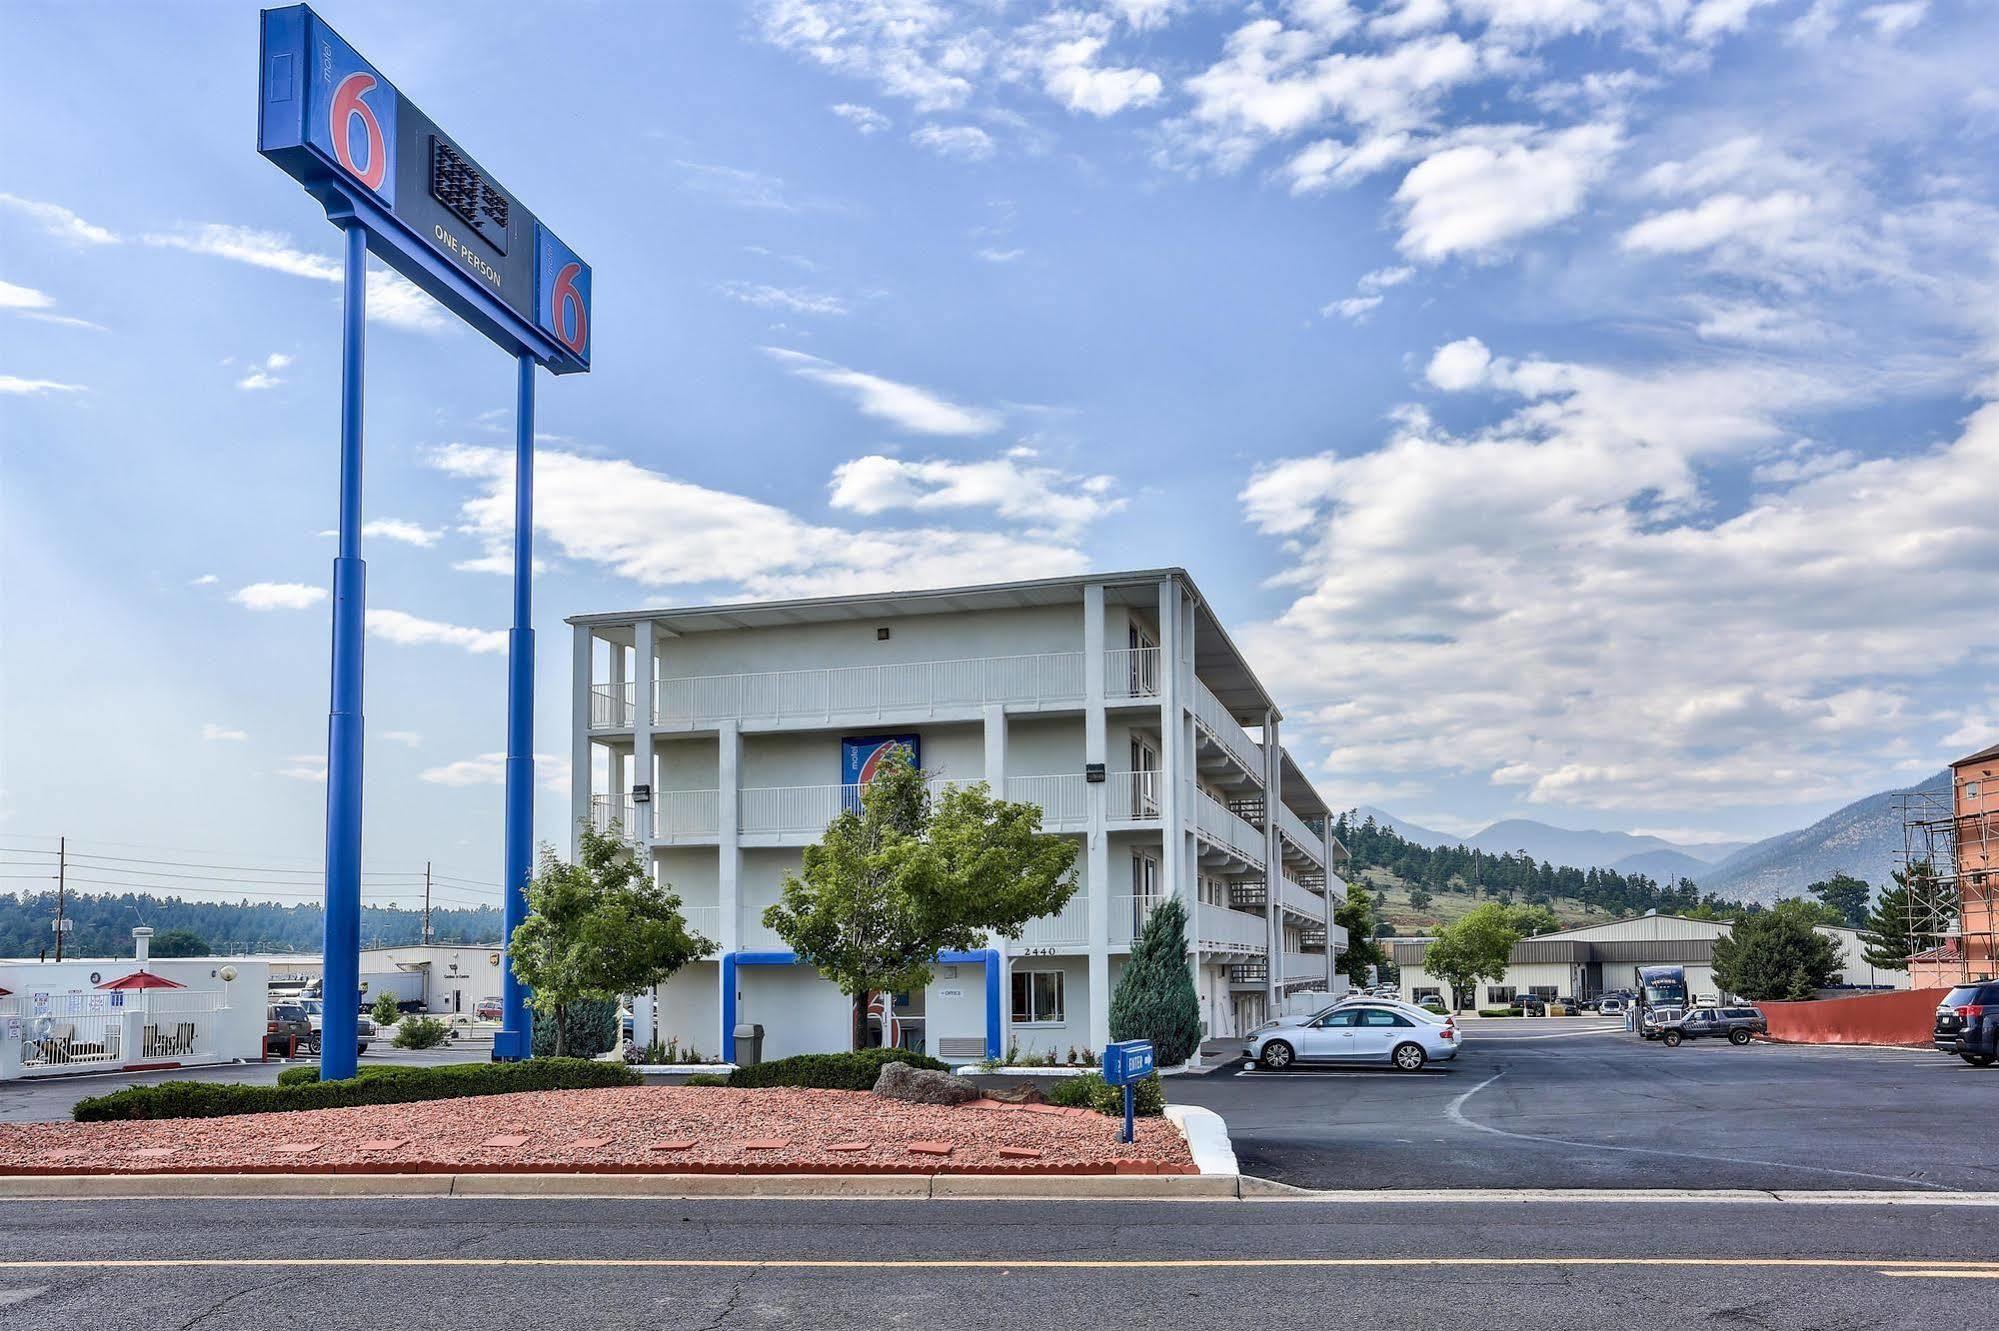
[657,789,720,839]
[1197,904,1270,954]
[1283,951,1329,984]
[677,906,722,955]
[1017,894,1091,948]
[589,794,652,840]
[655,651,1088,724]
[1277,802,1326,866]
[738,778,964,838]
[1278,874,1326,920]
[1194,678,1263,777]
[20,1013,123,1068]
[1194,789,1266,869]
[1104,647,1161,700]
[589,681,635,728]
[1108,769,1161,821]
[1111,893,1163,945]
[1007,774,1089,826]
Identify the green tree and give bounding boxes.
[1335,883,1385,985]
[1859,869,1920,972]
[370,990,401,1026]
[148,928,209,958]
[532,996,620,1059]
[1108,895,1203,1066]
[1505,903,1559,937]
[1712,911,1842,1001]
[1406,886,1433,912]
[509,823,712,1056]
[1423,904,1523,1010]
[1768,895,1846,929]
[763,747,1079,1047]
[1806,872,1872,929]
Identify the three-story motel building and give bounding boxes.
[567,569,1350,1065]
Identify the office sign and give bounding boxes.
[257,4,592,372]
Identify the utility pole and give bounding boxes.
[54,836,67,963]
[423,861,433,945]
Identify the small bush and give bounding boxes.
[393,1016,450,1049]
[1046,1071,1164,1118]
[370,992,401,1027]
[73,1057,637,1122]
[727,1047,948,1091]
[682,1073,730,1087]
[1477,1008,1516,1018]
[275,1066,320,1089]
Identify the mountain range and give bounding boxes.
[1363,767,1949,904]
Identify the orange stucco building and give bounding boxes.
[1909,742,1998,986]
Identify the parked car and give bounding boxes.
[1933,981,1999,1067]
[266,1002,312,1054]
[1510,994,1548,1015]
[1596,996,1627,1017]
[1245,1003,1459,1072]
[1658,1007,1765,1046]
[1416,994,1449,1014]
[1546,998,1579,1016]
[295,999,375,1056]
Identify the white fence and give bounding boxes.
[1104,647,1161,700]
[1007,774,1089,826]
[1194,790,1266,869]
[1197,904,1270,954]
[1017,894,1092,949]
[12,989,228,1073]
[589,681,635,728]
[590,794,650,839]
[658,789,720,839]
[1277,802,1326,866]
[1194,678,1263,775]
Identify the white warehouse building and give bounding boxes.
[567,569,1351,1065]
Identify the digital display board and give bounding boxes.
[256,5,591,372]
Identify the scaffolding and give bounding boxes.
[1896,767,1999,985]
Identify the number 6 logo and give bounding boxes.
[330,72,387,193]
[550,262,588,355]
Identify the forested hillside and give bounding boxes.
[0,891,500,958]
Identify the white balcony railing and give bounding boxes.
[651,651,1089,725]
[1111,892,1164,945]
[677,906,723,955]
[1109,769,1161,821]
[1277,802,1326,867]
[1197,904,1270,954]
[1017,894,1091,949]
[1104,647,1161,700]
[1194,789,1266,870]
[738,778,966,838]
[1007,774,1089,826]
[589,794,651,839]
[1194,678,1263,778]
[1283,951,1330,984]
[657,790,720,840]
[589,681,635,729]
[1278,873,1326,921]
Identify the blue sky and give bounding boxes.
[4,0,1998,907]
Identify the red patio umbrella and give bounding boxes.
[96,972,186,991]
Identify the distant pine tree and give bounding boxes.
[1108,896,1202,1066]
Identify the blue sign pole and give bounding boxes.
[494,352,536,1060]
[1122,1083,1135,1144]
[318,220,367,1082]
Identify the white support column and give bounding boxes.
[1263,711,1283,1011]
[1082,584,1111,1054]
[1157,579,1183,908]
[570,625,592,861]
[718,720,742,955]
[982,703,1014,1054]
[1324,821,1340,993]
[608,636,628,726]
[633,619,655,844]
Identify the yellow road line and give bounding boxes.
[1,1257,1996,1273]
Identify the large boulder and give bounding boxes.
[871,1061,981,1106]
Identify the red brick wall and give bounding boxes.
[1760,987,1952,1047]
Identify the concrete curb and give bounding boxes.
[1163,1105,1238,1177]
[1232,1183,1999,1205]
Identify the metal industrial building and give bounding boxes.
[1393,912,1908,1009]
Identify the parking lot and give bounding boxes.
[1164,1019,1999,1192]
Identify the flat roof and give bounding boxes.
[566,568,1285,721]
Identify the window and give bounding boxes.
[1530,986,1558,1000]
[1358,1009,1406,1027]
[1488,986,1516,1004]
[1316,1010,1360,1028]
[1413,988,1441,1001]
[1011,970,1065,1025]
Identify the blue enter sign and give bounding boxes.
[1103,1040,1154,1087]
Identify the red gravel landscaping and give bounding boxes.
[0,1087,1195,1177]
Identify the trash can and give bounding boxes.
[732,1022,764,1067]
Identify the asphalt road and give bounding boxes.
[1161,1022,1999,1192]
[0,1194,1991,1329]
[0,1036,495,1123]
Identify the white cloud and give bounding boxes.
[976,247,1025,263]
[419,752,570,792]
[830,102,891,134]
[1686,0,1780,42]
[380,730,424,748]
[237,351,294,392]
[1393,122,1623,261]
[365,609,507,654]
[0,280,53,311]
[430,443,1088,600]
[1322,264,1416,320]
[717,281,849,316]
[1028,16,1163,118]
[364,518,443,547]
[1622,191,1814,256]
[675,161,810,212]
[190,574,218,586]
[201,724,248,743]
[232,582,326,611]
[763,347,1000,435]
[1861,1,1928,38]
[1104,0,1183,30]
[0,194,118,245]
[0,375,86,396]
[911,124,996,161]
[828,451,1122,535]
[277,754,327,783]
[143,225,450,332]
[1238,337,1995,814]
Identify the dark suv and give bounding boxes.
[1658,1007,1765,1047]
[1933,982,1999,1067]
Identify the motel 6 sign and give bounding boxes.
[257,4,591,370]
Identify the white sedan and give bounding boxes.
[1244,1003,1460,1071]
